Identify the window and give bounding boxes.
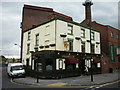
[34,58,42,71]
[45,59,53,71]
[116,34,119,39]
[116,46,120,55]
[28,32,31,41]
[111,32,114,38]
[34,47,38,52]
[37,63,42,71]
[66,64,76,70]
[26,58,29,66]
[68,39,73,51]
[35,34,39,46]
[110,45,115,62]
[81,29,85,38]
[27,43,30,54]
[81,42,85,53]
[91,44,95,54]
[68,25,73,35]
[91,32,95,40]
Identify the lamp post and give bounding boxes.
[14,44,21,62]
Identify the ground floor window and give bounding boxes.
[26,58,29,66]
[37,63,42,71]
[45,59,53,71]
[34,58,42,71]
[66,64,76,70]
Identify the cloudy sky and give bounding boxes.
[0,0,120,58]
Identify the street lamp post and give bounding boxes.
[14,44,21,62]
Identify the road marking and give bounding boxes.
[47,83,67,87]
[11,78,120,88]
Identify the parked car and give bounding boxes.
[7,63,25,78]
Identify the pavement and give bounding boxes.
[12,72,120,87]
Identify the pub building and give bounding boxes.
[22,17,101,78]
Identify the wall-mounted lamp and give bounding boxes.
[75,37,81,40]
[60,34,67,38]
[30,51,34,53]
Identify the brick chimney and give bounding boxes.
[83,0,93,27]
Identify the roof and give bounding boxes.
[24,17,100,33]
[24,4,73,21]
[24,4,53,12]
[81,19,120,31]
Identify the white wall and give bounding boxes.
[22,19,101,65]
[22,20,56,65]
[55,19,101,54]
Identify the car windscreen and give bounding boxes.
[12,65,24,71]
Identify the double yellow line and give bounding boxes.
[11,78,120,88]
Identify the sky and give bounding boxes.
[0,0,120,58]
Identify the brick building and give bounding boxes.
[81,0,120,73]
[21,4,101,78]
[20,0,120,75]
[21,5,73,61]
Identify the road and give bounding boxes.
[2,64,32,89]
[1,64,120,90]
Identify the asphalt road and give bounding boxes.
[2,64,31,89]
[1,64,120,90]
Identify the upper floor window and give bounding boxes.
[27,43,30,54]
[116,34,119,39]
[81,29,85,38]
[91,32,95,40]
[111,32,114,38]
[68,39,73,51]
[35,34,39,46]
[81,42,85,53]
[91,44,95,54]
[68,24,73,35]
[28,32,31,41]
[34,47,38,52]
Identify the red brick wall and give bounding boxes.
[92,22,120,73]
[22,5,73,31]
[22,7,53,31]
[92,21,109,55]
[21,4,73,61]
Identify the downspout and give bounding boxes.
[55,19,57,50]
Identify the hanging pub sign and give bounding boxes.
[64,41,69,50]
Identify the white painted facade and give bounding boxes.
[22,18,101,66]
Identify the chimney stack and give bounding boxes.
[83,0,93,27]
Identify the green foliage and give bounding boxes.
[0,55,6,61]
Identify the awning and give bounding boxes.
[66,58,79,64]
[93,59,100,64]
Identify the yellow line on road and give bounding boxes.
[47,83,67,87]
[11,78,120,88]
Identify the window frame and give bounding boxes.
[81,28,85,38]
[27,32,31,41]
[27,43,30,54]
[110,32,114,38]
[81,41,85,53]
[35,34,39,46]
[91,44,95,54]
[67,24,73,35]
[68,39,73,51]
[91,32,95,40]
